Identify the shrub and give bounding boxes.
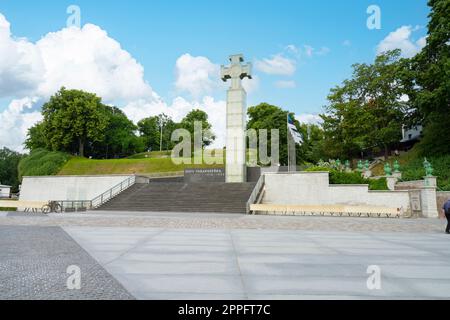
[305,166,388,190]
[329,171,368,185]
[368,178,388,191]
[400,155,450,191]
[18,149,69,179]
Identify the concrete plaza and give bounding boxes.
[1,211,449,299]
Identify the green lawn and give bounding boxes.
[127,151,172,159]
[58,156,224,175]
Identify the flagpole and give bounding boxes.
[287,113,290,173]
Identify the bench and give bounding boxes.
[249,204,403,218]
[0,200,52,213]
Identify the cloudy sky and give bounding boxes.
[0,0,429,151]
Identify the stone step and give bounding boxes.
[96,182,256,214]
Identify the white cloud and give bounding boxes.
[242,75,260,94]
[0,13,160,151]
[174,54,220,97]
[377,25,426,58]
[342,40,352,47]
[296,113,323,126]
[275,80,296,89]
[0,14,156,103]
[316,47,330,56]
[0,13,246,152]
[0,97,42,152]
[255,54,296,76]
[35,24,156,102]
[303,45,330,57]
[0,14,44,98]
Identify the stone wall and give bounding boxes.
[395,180,424,190]
[263,172,411,213]
[20,175,134,202]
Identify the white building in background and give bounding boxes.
[0,184,11,199]
[401,125,423,143]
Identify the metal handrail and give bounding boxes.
[53,175,137,211]
[90,175,136,209]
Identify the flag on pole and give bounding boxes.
[287,114,303,145]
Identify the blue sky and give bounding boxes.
[0,0,430,150]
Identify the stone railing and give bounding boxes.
[246,174,265,214]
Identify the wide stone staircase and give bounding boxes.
[96,182,256,213]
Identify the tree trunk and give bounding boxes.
[79,139,85,158]
[384,145,389,160]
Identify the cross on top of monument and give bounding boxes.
[221,54,252,90]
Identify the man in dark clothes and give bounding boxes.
[442,199,450,234]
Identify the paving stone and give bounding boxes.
[0,226,134,300]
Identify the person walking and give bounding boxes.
[442,199,450,234]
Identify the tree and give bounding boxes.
[90,106,144,158]
[0,148,24,193]
[409,0,450,155]
[247,103,303,166]
[25,122,48,151]
[138,114,177,152]
[297,123,326,164]
[41,88,108,157]
[321,50,408,159]
[180,109,215,148]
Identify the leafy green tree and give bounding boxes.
[247,103,302,166]
[409,0,450,155]
[0,148,23,193]
[90,106,144,158]
[297,123,326,164]
[321,50,407,159]
[180,109,215,148]
[138,114,177,152]
[24,122,48,151]
[41,87,108,157]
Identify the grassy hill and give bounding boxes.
[58,152,224,176]
[57,157,223,176]
[18,149,224,177]
[372,147,450,191]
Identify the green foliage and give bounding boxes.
[0,148,24,192]
[297,124,327,164]
[321,50,408,159]
[247,103,288,165]
[409,0,450,155]
[18,149,69,179]
[90,106,144,158]
[305,166,388,190]
[40,88,108,157]
[368,178,388,191]
[180,109,215,148]
[329,171,368,185]
[400,155,450,190]
[26,89,143,159]
[25,122,47,151]
[138,114,178,152]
